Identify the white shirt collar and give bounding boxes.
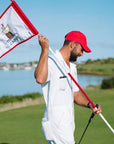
[55,50,70,72]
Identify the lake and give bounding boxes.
[0,69,109,97]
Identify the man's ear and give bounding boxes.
[69,41,75,51]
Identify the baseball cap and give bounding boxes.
[65,31,91,53]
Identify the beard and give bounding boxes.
[69,48,78,62]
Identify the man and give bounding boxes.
[35,31,102,144]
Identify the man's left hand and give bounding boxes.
[92,105,102,114]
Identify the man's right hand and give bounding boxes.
[38,34,49,52]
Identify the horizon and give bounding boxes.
[0,57,114,65]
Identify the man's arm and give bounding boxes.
[74,91,102,114]
[34,34,49,84]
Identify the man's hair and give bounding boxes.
[63,40,72,46]
[63,35,72,46]
[63,35,80,46]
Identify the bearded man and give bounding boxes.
[35,31,102,144]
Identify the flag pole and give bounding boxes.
[49,47,114,134]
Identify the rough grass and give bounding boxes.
[0,92,42,104]
[0,97,44,112]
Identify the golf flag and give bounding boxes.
[0,0,38,58]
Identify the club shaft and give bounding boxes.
[78,122,90,144]
[78,113,95,144]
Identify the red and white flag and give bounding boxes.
[0,0,38,58]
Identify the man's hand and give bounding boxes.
[91,105,102,114]
[38,34,49,52]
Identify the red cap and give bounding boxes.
[65,31,91,53]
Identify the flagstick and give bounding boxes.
[49,47,114,134]
[99,113,114,133]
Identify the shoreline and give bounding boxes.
[1,68,113,76]
[78,72,114,76]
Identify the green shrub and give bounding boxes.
[0,92,42,104]
[86,58,114,64]
[101,77,114,89]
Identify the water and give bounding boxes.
[77,74,108,88]
[0,69,42,97]
[0,69,109,97]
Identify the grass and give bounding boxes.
[0,104,46,144]
[75,86,114,143]
[0,87,114,144]
[77,63,114,75]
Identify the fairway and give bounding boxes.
[0,87,114,144]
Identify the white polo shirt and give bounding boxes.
[41,50,79,144]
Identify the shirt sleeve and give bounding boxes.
[72,64,79,92]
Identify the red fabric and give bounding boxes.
[12,1,38,35]
[65,31,91,53]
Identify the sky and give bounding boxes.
[0,0,114,63]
